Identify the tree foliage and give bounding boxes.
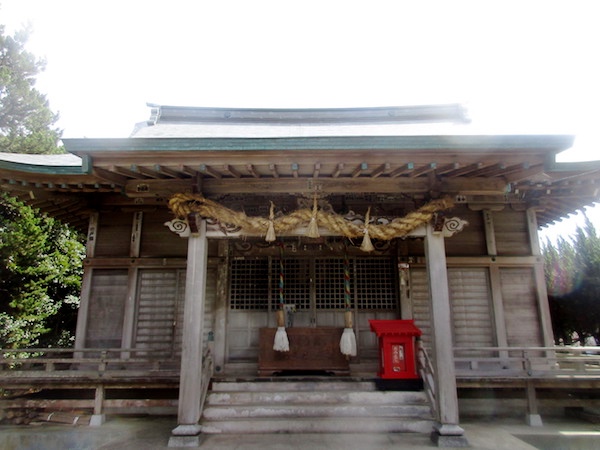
[544,217,600,345]
[0,193,85,348]
[0,21,83,349]
[0,24,62,154]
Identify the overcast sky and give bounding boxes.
[2,0,599,238]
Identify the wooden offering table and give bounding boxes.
[258,327,350,376]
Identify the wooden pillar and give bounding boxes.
[169,220,208,447]
[527,208,555,347]
[121,212,144,354]
[526,380,543,426]
[90,385,106,426]
[213,240,229,374]
[74,212,99,351]
[425,224,468,447]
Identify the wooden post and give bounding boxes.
[169,220,208,447]
[526,380,543,426]
[120,266,139,356]
[483,210,498,256]
[90,385,105,426]
[399,262,413,320]
[528,208,555,348]
[425,224,468,447]
[74,213,99,352]
[213,240,229,374]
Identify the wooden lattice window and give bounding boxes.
[230,256,397,311]
[230,258,269,310]
[315,258,347,309]
[355,257,397,310]
[270,258,311,310]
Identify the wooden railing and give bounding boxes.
[199,347,214,419]
[416,342,438,422]
[0,347,181,384]
[454,346,600,378]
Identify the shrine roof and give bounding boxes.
[0,104,597,232]
[130,104,471,138]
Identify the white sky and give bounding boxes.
[2,0,599,241]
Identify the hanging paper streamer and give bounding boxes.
[265,201,276,242]
[340,251,357,357]
[360,207,375,252]
[306,193,320,238]
[273,242,290,352]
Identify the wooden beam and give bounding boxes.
[196,176,508,195]
[92,167,129,186]
[199,164,222,179]
[223,164,242,178]
[112,165,146,180]
[124,179,195,197]
[409,162,437,178]
[370,163,390,178]
[351,162,368,178]
[332,163,344,178]
[202,176,429,194]
[388,162,414,177]
[269,164,280,178]
[246,164,260,178]
[435,162,460,176]
[181,165,199,177]
[443,162,483,178]
[465,163,506,178]
[131,165,167,179]
[443,177,508,195]
[313,163,321,178]
[504,164,546,183]
[155,164,185,179]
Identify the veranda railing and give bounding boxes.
[0,347,181,381]
[454,346,600,378]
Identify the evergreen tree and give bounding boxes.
[0,193,84,348]
[544,216,600,345]
[0,24,62,154]
[0,22,83,349]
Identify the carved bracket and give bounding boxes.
[440,217,468,237]
[164,218,191,238]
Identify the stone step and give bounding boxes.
[211,380,379,392]
[201,380,434,435]
[201,417,434,434]
[206,390,428,406]
[203,403,432,420]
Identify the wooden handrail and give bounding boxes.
[198,347,214,421]
[0,347,181,377]
[454,345,600,378]
[416,342,438,422]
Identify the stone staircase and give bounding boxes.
[200,379,434,434]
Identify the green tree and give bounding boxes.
[0,24,62,154]
[0,193,85,348]
[544,216,600,345]
[0,21,83,349]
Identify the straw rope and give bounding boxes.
[168,193,454,241]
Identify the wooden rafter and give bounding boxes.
[223,164,242,178]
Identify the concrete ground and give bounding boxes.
[2,415,600,450]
